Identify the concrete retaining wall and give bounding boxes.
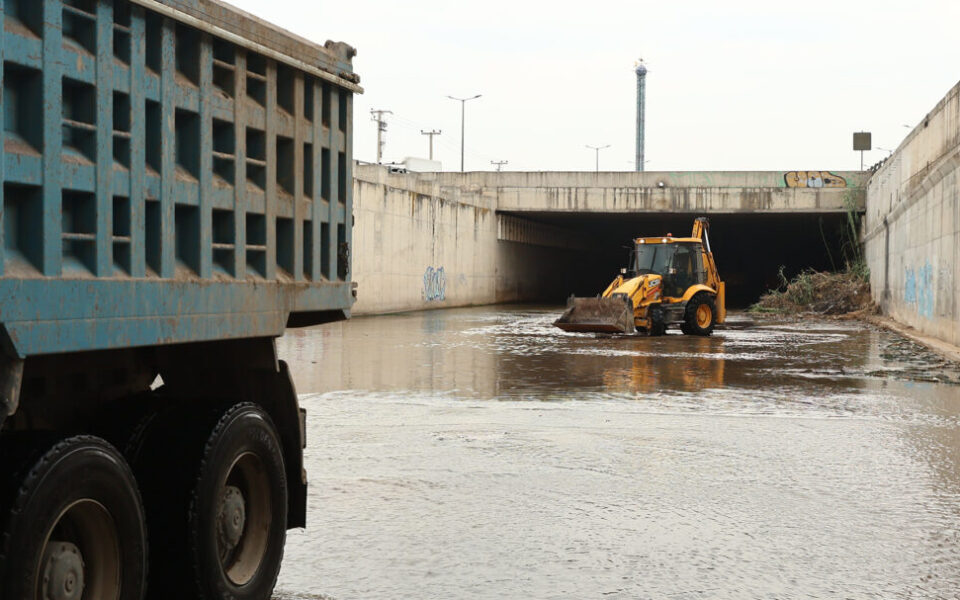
[864,81,960,347]
[351,166,497,315]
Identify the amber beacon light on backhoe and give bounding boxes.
[554,218,726,336]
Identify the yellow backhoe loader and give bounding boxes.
[554,217,726,336]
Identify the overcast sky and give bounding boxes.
[228,0,959,173]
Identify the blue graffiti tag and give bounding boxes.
[904,268,916,303]
[917,262,934,318]
[423,266,446,301]
[904,262,935,318]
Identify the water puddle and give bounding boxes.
[275,306,960,599]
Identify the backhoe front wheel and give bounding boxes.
[648,305,666,337]
[682,293,717,336]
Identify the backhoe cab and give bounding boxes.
[554,217,726,336]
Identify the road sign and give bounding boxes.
[853,132,872,151]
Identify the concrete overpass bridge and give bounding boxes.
[433,170,864,215]
[351,166,866,314]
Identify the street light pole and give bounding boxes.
[447,94,481,171]
[586,144,610,173]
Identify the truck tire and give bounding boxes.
[0,435,147,600]
[682,293,717,336]
[189,403,288,600]
[134,402,287,600]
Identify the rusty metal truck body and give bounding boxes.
[0,1,359,598]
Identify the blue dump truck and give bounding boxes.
[0,1,360,598]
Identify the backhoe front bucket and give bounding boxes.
[553,296,636,334]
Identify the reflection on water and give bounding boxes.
[275,306,960,599]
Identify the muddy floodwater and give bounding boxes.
[273,306,960,599]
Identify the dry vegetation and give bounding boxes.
[751,266,874,316]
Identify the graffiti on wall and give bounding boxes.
[904,262,934,319]
[423,266,446,301]
[783,171,847,188]
[904,268,916,303]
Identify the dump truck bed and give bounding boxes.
[0,0,359,358]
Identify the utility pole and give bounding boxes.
[586,144,610,173]
[447,94,482,171]
[491,160,508,172]
[370,109,392,164]
[421,129,442,160]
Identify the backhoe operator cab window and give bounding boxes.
[632,242,705,297]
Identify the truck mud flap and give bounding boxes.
[553,296,636,334]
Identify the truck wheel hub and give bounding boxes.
[218,485,246,559]
[42,541,85,600]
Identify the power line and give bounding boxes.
[391,116,464,156]
[491,160,508,172]
[382,112,503,168]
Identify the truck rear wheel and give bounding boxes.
[135,402,288,600]
[0,436,147,600]
[189,403,288,600]
[681,293,717,336]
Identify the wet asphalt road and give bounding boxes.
[273,306,960,599]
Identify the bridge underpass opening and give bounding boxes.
[498,212,853,308]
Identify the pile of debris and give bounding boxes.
[752,268,874,316]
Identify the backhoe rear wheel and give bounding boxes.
[682,293,717,336]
